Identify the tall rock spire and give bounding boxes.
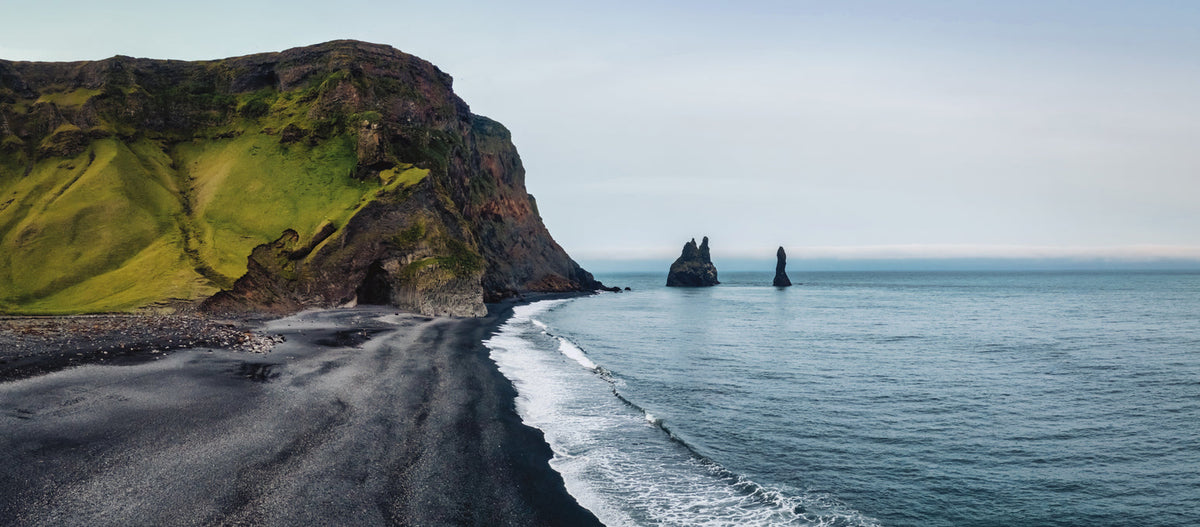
[773,246,792,287]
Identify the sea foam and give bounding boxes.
[485,300,879,527]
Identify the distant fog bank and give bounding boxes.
[581,258,1200,274]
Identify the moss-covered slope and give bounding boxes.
[0,40,600,315]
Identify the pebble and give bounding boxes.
[0,314,286,364]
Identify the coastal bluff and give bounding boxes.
[0,40,604,316]
[666,237,719,287]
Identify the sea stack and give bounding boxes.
[773,246,792,287]
[666,237,720,287]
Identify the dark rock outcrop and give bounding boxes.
[666,236,719,287]
[773,246,792,287]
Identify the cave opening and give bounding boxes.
[357,261,393,305]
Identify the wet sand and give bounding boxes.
[0,305,602,526]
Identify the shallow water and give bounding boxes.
[486,271,1200,526]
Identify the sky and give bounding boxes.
[4,1,1199,269]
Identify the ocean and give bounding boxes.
[484,271,1200,526]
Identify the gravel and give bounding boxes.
[0,314,285,382]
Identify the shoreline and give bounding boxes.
[0,301,602,526]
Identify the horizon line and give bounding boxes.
[572,244,1200,262]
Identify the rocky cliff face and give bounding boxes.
[0,40,601,316]
[666,237,719,287]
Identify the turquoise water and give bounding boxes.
[486,271,1200,526]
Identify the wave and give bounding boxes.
[556,336,599,371]
[486,300,880,527]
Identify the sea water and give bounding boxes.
[484,271,1200,526]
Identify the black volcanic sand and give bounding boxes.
[0,306,601,526]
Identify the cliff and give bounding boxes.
[666,236,719,287]
[0,40,601,316]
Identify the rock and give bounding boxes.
[278,122,307,144]
[773,246,792,287]
[666,236,719,287]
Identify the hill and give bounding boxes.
[0,40,601,315]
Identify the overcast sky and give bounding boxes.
[4,1,1199,267]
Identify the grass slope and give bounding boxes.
[175,133,366,283]
[0,56,443,314]
[0,129,427,315]
[0,138,200,313]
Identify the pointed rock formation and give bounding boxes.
[773,246,792,287]
[667,236,719,287]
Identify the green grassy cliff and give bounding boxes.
[0,41,599,316]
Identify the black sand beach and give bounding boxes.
[0,305,602,526]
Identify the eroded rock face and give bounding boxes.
[356,256,485,317]
[773,246,792,287]
[204,176,498,318]
[666,236,719,287]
